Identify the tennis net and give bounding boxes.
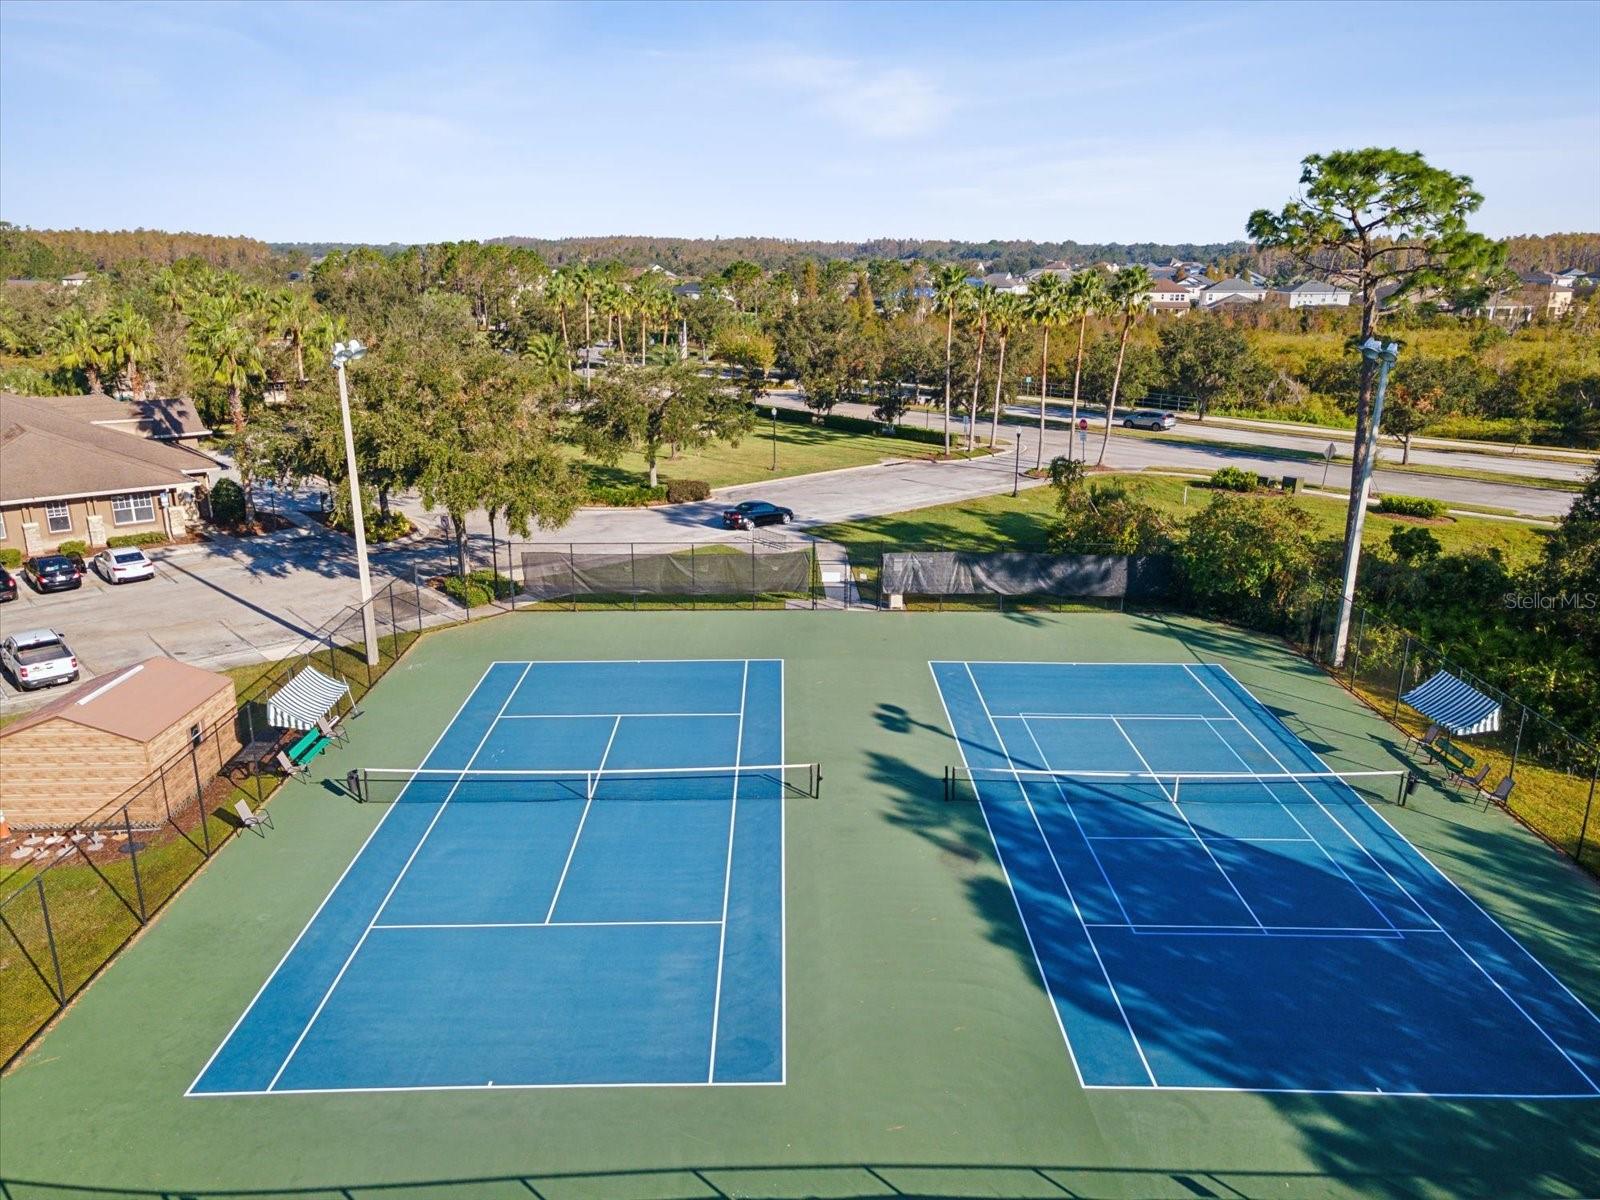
[353,762,821,805]
[942,766,1411,807]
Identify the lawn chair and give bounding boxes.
[1450,762,1490,795]
[233,800,274,836]
[274,749,307,780]
[1480,776,1515,811]
[316,714,347,746]
[1407,723,1443,754]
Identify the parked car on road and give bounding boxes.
[721,500,795,530]
[93,546,156,584]
[1122,410,1177,431]
[0,566,16,602]
[1,628,79,690]
[23,554,84,593]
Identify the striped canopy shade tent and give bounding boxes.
[266,665,351,730]
[1400,670,1502,737]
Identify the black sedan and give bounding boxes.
[721,501,794,530]
[24,555,84,593]
[0,566,16,602]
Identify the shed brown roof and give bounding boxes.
[0,393,214,505]
[0,658,235,744]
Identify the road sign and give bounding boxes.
[1323,442,1337,487]
[1078,428,1089,456]
[1077,418,1089,432]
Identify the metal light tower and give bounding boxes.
[332,339,378,667]
[770,405,779,471]
[1332,336,1400,668]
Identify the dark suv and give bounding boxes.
[0,566,16,602]
[24,555,84,593]
[721,501,795,530]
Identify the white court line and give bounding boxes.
[1188,702,1400,934]
[926,665,1090,1091]
[1199,663,1600,1094]
[368,928,720,934]
[778,657,789,1085]
[541,714,621,924]
[1086,922,1437,933]
[1087,835,1314,843]
[499,712,741,719]
[185,662,500,1099]
[707,659,750,1083]
[1015,713,1244,722]
[963,663,1159,1087]
[189,1078,787,1099]
[1108,716,1266,931]
[1017,716,1134,928]
[264,663,534,1092]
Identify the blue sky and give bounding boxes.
[2,1,1596,244]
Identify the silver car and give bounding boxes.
[1,628,80,690]
[1122,410,1177,431]
[93,546,156,584]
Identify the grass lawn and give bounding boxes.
[812,472,1552,568]
[575,419,1002,494]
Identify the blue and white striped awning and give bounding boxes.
[1400,670,1502,736]
[267,665,351,730]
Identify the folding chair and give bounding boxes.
[316,714,348,746]
[1450,763,1490,795]
[1406,723,1442,754]
[275,750,307,780]
[233,800,274,836]
[1480,776,1515,810]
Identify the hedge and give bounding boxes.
[208,478,247,525]
[1375,494,1447,519]
[1207,466,1257,492]
[0,548,21,568]
[107,532,169,548]
[665,479,711,503]
[439,569,517,609]
[588,483,668,507]
[56,539,89,558]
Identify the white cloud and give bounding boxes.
[758,55,952,140]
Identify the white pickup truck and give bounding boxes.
[1,628,80,691]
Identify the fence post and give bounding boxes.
[1578,762,1598,865]
[191,741,213,855]
[362,599,374,690]
[812,539,819,610]
[751,530,758,611]
[1393,635,1411,720]
[569,544,578,612]
[36,877,65,1003]
[1509,706,1529,777]
[690,543,697,611]
[1347,609,1365,685]
[123,806,148,920]
[631,543,637,611]
[388,580,397,651]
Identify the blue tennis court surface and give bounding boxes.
[932,660,1600,1097]
[190,659,786,1095]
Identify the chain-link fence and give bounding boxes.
[1289,590,1600,874]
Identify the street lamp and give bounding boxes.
[769,405,779,471]
[1331,336,1400,668]
[332,338,378,668]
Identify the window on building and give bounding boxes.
[111,493,156,526]
[0,510,6,540]
[45,502,71,534]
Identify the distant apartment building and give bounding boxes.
[1143,280,1193,313]
[1201,277,1267,306]
[1277,281,1353,309]
[981,273,1029,294]
[1482,271,1577,324]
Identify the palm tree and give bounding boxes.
[572,265,598,391]
[1095,266,1153,466]
[1026,272,1069,468]
[523,331,567,385]
[269,289,318,383]
[931,264,969,454]
[51,308,110,393]
[187,296,266,520]
[598,278,627,358]
[544,268,577,355]
[963,284,996,451]
[634,275,670,366]
[1064,269,1107,461]
[103,303,156,398]
[987,292,1025,449]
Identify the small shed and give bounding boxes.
[0,658,239,828]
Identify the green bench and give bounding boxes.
[275,727,332,780]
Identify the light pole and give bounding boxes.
[1012,428,1022,497]
[1331,336,1399,668]
[332,339,378,667]
[769,405,778,471]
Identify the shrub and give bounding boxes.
[1388,525,1442,562]
[439,569,516,609]
[107,532,169,549]
[56,539,89,558]
[1207,466,1257,492]
[1375,494,1446,519]
[207,478,247,525]
[0,548,21,568]
[664,479,711,503]
[588,484,668,507]
[327,509,412,542]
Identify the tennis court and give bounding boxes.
[932,660,1600,1097]
[190,658,795,1095]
